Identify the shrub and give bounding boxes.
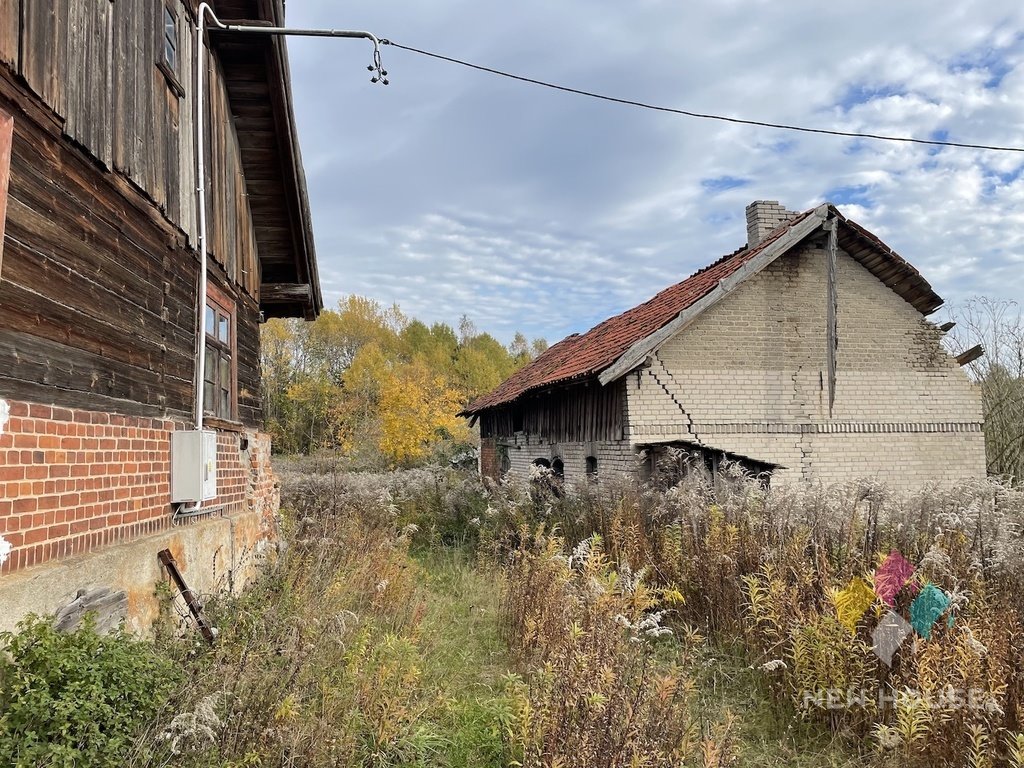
[0,614,179,768]
[499,528,704,766]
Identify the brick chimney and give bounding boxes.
[745,200,799,247]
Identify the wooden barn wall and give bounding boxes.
[206,52,260,298]
[4,0,259,300]
[0,0,17,68]
[480,381,625,443]
[0,1,265,426]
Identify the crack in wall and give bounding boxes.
[648,353,702,445]
[790,364,814,480]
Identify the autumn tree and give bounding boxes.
[947,297,1024,484]
[260,295,546,464]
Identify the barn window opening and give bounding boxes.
[163,6,178,70]
[157,4,185,97]
[532,458,551,469]
[585,456,598,481]
[552,458,564,478]
[642,442,776,489]
[204,286,236,421]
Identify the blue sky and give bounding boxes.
[285,1,1024,343]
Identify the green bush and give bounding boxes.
[0,613,179,768]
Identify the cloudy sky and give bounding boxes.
[285,1,1024,344]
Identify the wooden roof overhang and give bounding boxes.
[209,0,322,320]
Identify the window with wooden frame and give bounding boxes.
[204,285,236,421]
[157,2,185,97]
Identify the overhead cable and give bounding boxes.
[381,40,1024,154]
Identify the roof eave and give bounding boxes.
[210,0,321,320]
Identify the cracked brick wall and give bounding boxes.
[625,243,985,489]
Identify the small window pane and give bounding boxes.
[205,306,216,337]
[204,348,216,383]
[163,8,177,68]
[219,355,230,386]
[220,388,230,417]
[203,381,214,411]
[218,314,230,343]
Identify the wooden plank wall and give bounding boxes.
[0,0,18,68]
[480,381,626,443]
[110,0,182,228]
[6,0,258,299]
[0,85,264,424]
[65,0,114,167]
[207,53,260,297]
[21,0,68,118]
[0,0,265,424]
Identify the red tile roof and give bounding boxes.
[463,204,940,414]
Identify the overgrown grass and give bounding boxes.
[5,460,1022,767]
[413,548,514,766]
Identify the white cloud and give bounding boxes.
[287,1,1024,342]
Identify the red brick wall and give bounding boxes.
[0,398,278,575]
[479,437,499,480]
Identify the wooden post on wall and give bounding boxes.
[823,217,839,418]
[0,109,13,280]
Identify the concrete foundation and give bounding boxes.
[0,507,274,636]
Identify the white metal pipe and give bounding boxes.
[185,5,383,514]
[194,2,221,432]
[219,25,381,44]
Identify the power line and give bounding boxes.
[381,40,1024,154]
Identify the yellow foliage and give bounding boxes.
[831,576,876,633]
[262,294,545,461]
[378,358,467,466]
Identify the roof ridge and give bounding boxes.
[463,203,941,415]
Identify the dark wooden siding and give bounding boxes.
[0,0,17,68]
[480,380,625,443]
[3,0,259,301]
[0,50,263,426]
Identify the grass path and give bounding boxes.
[413,548,515,767]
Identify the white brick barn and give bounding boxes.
[462,201,986,490]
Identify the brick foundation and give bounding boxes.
[0,398,279,576]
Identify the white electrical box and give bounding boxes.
[170,430,218,503]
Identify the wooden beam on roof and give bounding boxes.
[939,321,956,333]
[956,344,984,367]
[261,282,313,304]
[598,204,829,386]
[824,217,839,418]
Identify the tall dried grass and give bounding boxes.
[479,459,1024,767]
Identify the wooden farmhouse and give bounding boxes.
[464,201,986,490]
[0,1,319,632]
